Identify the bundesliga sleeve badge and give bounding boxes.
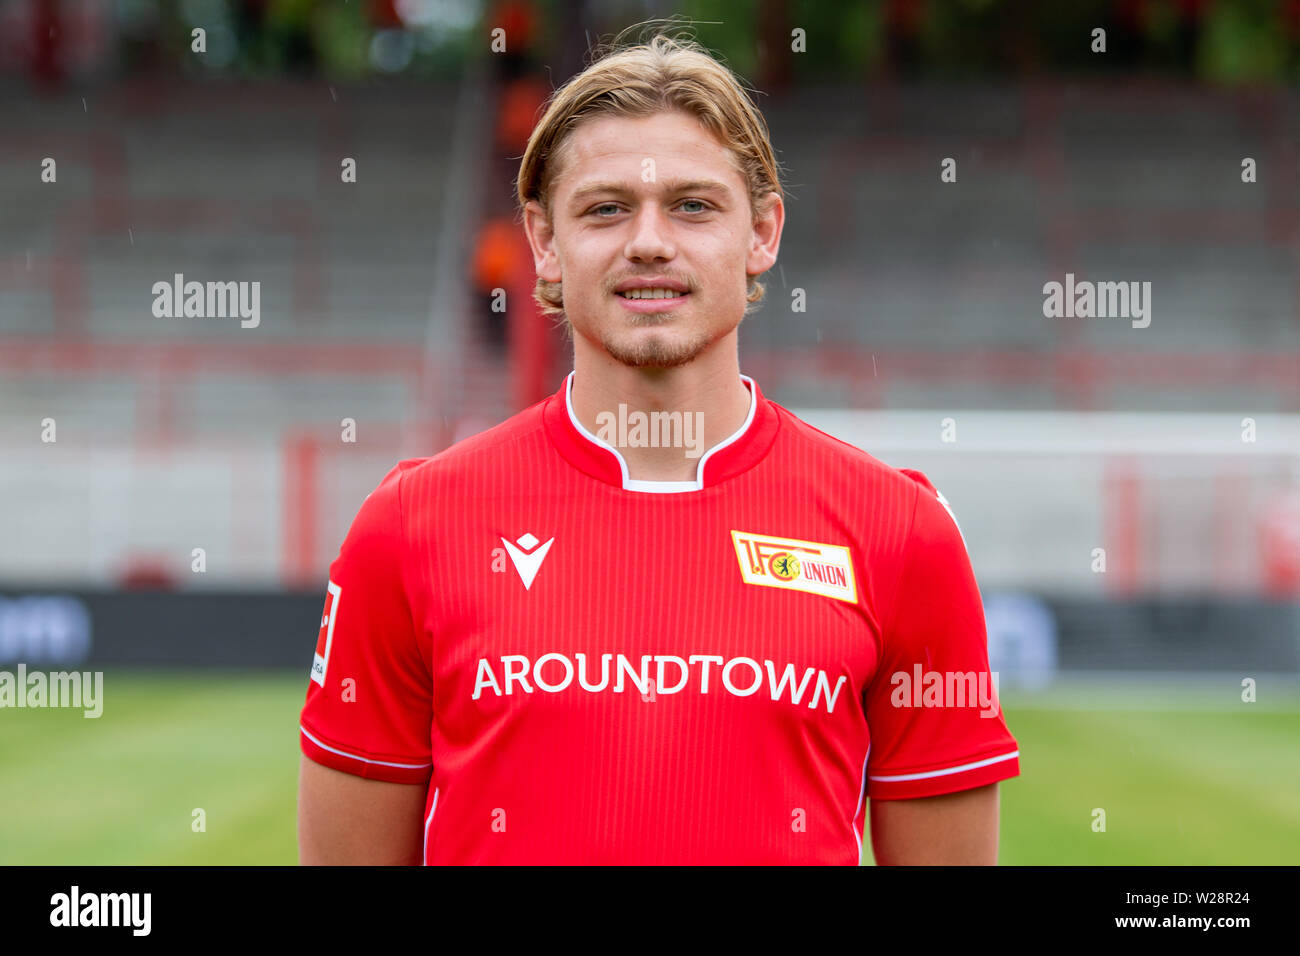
[310,581,342,687]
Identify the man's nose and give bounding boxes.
[624,205,676,262]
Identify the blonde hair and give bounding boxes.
[516,24,785,323]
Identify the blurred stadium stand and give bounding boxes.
[5,78,1299,593]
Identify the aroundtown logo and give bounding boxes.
[472,652,851,714]
[0,664,102,717]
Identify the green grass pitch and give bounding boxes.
[1,671,1296,864]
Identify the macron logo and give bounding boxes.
[501,533,554,590]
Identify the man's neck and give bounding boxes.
[570,352,753,483]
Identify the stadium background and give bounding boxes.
[1,0,1298,864]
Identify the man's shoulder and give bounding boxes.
[385,397,552,490]
[769,402,967,562]
[769,401,935,499]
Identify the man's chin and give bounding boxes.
[602,333,709,369]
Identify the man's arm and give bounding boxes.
[298,756,429,865]
[869,782,1000,865]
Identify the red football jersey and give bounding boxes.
[300,372,1019,864]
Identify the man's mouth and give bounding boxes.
[615,288,689,300]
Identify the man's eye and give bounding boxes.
[591,203,621,217]
[679,199,709,213]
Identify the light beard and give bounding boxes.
[600,322,717,368]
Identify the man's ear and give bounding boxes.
[746,190,784,279]
[523,200,563,282]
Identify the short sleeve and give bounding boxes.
[298,463,433,784]
[863,470,1020,800]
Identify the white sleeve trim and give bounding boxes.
[852,744,870,862]
[422,786,440,866]
[300,725,433,769]
[934,488,968,551]
[869,749,1018,783]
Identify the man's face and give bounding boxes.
[524,109,782,369]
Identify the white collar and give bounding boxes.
[563,371,758,493]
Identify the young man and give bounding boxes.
[298,33,1019,865]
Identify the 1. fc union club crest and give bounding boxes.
[730,531,858,604]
